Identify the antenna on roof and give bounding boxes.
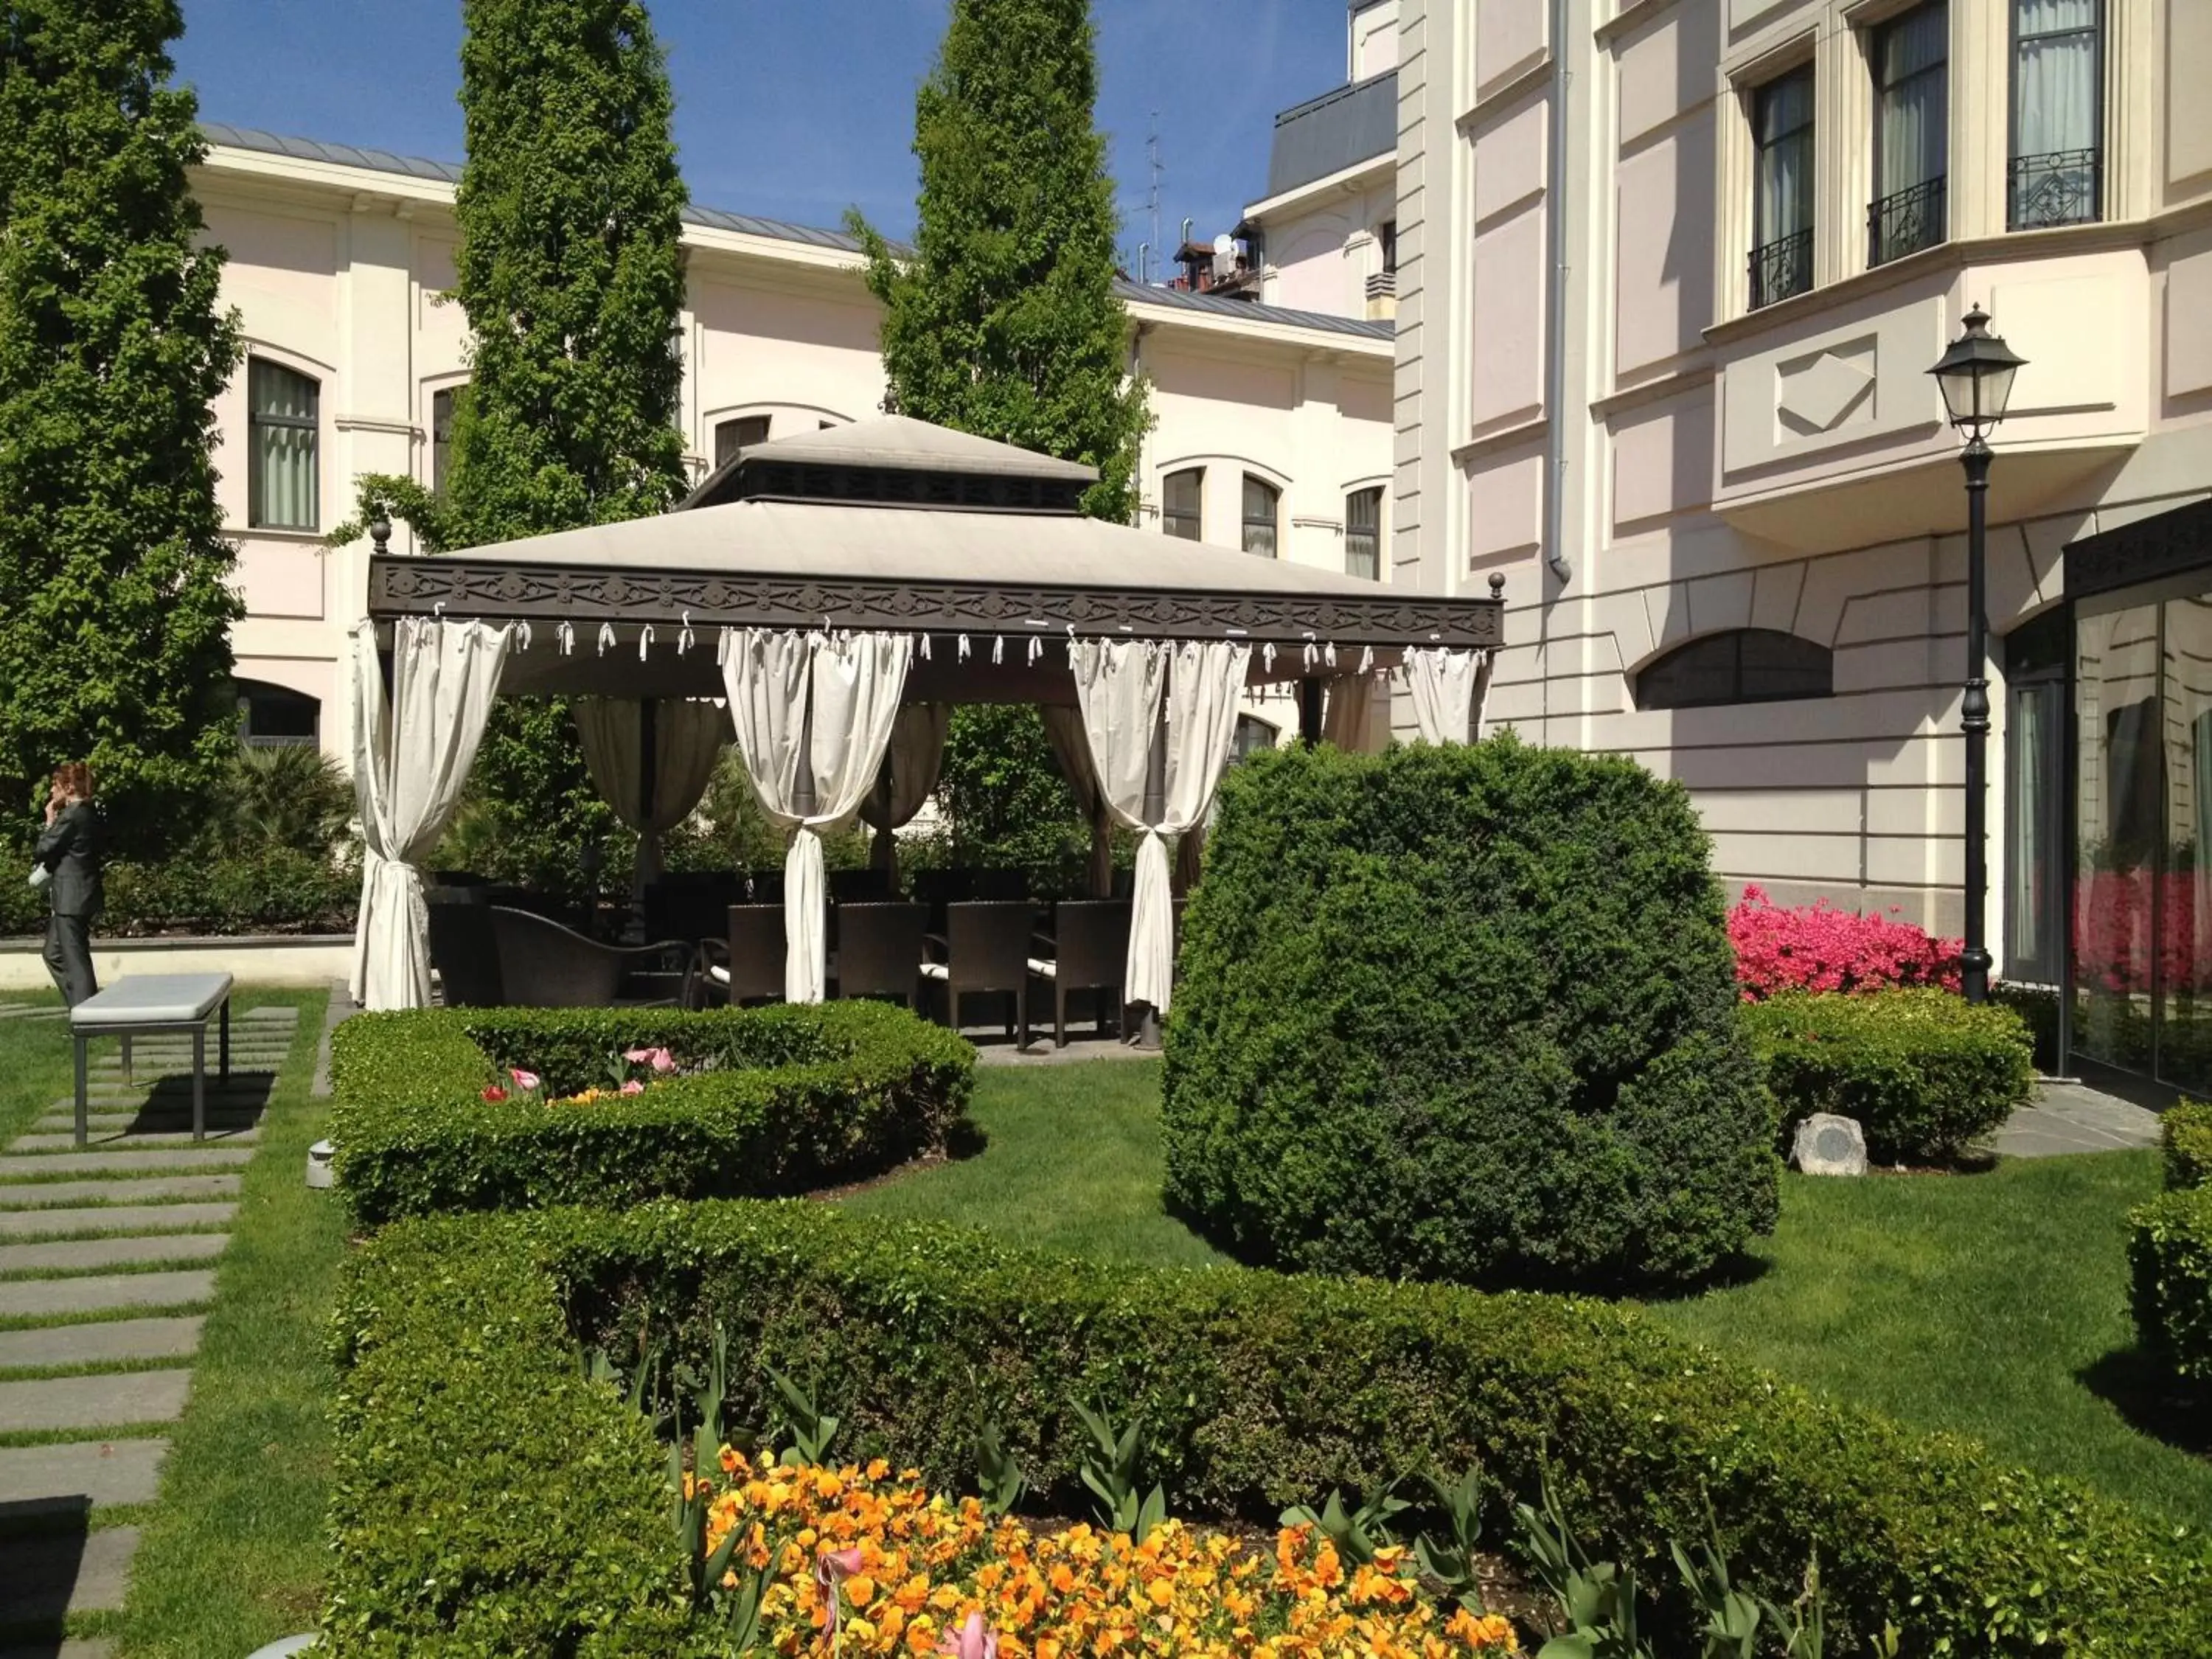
[1145,112,1162,285]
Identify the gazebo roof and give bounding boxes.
[366,415,1502,698]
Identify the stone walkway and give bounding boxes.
[0,998,302,1659]
[1992,1077,2166,1158]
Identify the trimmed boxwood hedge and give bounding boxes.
[1163,737,1778,1291]
[328,1200,2212,1658]
[1742,989,2035,1164]
[2129,1102,2212,1385]
[327,1002,973,1224]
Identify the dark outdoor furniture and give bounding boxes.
[1032,900,1130,1046]
[835,902,930,1009]
[928,900,1036,1048]
[973,868,1029,901]
[696,902,787,1006]
[643,872,748,944]
[830,868,895,905]
[427,888,505,1006]
[487,906,688,1007]
[748,869,786,906]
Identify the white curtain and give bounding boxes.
[720,627,912,1001]
[1072,638,1249,1013]
[1753,68,1813,244]
[2014,0,2097,221]
[349,616,512,1010]
[1402,647,1489,744]
[574,698,727,888]
[1321,673,1388,752]
[1041,704,1116,896]
[1875,2,1947,199]
[859,703,950,874]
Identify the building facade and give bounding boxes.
[195,116,1397,773]
[1396,0,2212,1089]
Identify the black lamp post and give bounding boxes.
[1927,305,2027,1005]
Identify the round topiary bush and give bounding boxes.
[1161,735,1778,1290]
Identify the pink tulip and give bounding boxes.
[816,1546,866,1638]
[509,1068,540,1092]
[619,1079,644,1095]
[649,1046,677,1074]
[622,1046,653,1064]
[937,1613,999,1659]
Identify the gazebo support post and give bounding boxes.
[1136,712,1169,1050]
[1298,679,1324,745]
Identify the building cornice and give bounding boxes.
[1240,151,1395,226]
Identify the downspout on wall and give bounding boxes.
[1541,0,1572,589]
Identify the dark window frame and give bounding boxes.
[1241,473,1281,559]
[246,358,321,531]
[1633,627,1834,712]
[1162,467,1204,540]
[1868,0,1950,268]
[235,678,321,748]
[1748,63,1816,310]
[2007,0,2101,229]
[714,414,772,471]
[1344,485,1382,580]
[431,384,462,499]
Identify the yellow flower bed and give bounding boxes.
[696,1452,1522,1658]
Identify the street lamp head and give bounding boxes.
[1927,305,2027,439]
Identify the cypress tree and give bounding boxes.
[0,0,243,849]
[853,0,1149,523]
[338,0,691,894]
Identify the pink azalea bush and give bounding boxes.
[1727,884,1961,1001]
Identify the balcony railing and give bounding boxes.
[2008,148,2101,230]
[1868,175,1947,268]
[1747,226,1813,311]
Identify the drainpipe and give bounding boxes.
[1540,0,1573,589]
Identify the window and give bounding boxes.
[235,680,320,748]
[1378,220,1397,274]
[1634,629,1832,711]
[247,359,319,530]
[1241,475,1280,558]
[714,414,771,470]
[1344,487,1382,580]
[1229,714,1279,765]
[431,386,461,498]
[2010,0,2100,229]
[1869,1,1948,267]
[1749,66,1815,309]
[1162,467,1203,540]
[2003,608,2067,982]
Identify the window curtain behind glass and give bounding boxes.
[250,361,319,530]
[1241,477,1278,558]
[1754,69,1813,244]
[2008,685,2047,972]
[1878,3,1948,197]
[2014,0,2097,158]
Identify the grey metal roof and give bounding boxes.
[198,121,1392,342]
[1263,70,1396,201]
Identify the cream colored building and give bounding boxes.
[1394,0,2212,1090]
[194,122,1397,769]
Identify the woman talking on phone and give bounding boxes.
[32,762,103,1006]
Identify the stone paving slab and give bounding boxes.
[0,1175,240,1208]
[0,1234,227,1276]
[0,1147,254,1178]
[33,1112,265,1135]
[0,1371,189,1433]
[0,1437,167,1512]
[0,1315,204,1371]
[1993,1079,2166,1159]
[0,1203,234,1239]
[0,1270,215,1320]
[0,1525,141,1621]
[9,1129,260,1153]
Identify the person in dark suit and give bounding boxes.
[35,761,103,1006]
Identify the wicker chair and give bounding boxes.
[643,873,748,944]
[1031,900,1130,1046]
[694,903,787,1006]
[426,888,504,1007]
[830,867,895,905]
[487,906,689,1007]
[926,900,1036,1048]
[835,903,930,1009]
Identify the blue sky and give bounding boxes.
[173,1,1352,268]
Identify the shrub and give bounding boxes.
[327,1002,973,1224]
[1728,885,1961,998]
[1161,737,1777,1291]
[329,1200,2212,1658]
[1742,990,2035,1164]
[0,836,357,938]
[2129,1102,2212,1385]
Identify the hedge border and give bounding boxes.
[328,1200,2212,1658]
[2129,1102,2212,1385]
[327,1003,973,1224]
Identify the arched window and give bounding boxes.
[1162,467,1203,540]
[248,359,319,529]
[1344,486,1382,580]
[235,679,320,748]
[715,414,771,470]
[1634,628,1832,711]
[1229,714,1279,765]
[1242,474,1280,557]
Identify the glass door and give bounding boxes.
[2073,601,2160,1075]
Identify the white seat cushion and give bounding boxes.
[918,961,949,981]
[707,964,731,986]
[1026,957,1057,980]
[72,973,232,1026]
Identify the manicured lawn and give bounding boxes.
[851,1058,2212,1523]
[841,1057,1229,1269]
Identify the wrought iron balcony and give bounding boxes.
[1867,175,1946,268]
[1747,226,1813,311]
[2008,148,2100,230]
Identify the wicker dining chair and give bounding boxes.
[487,907,689,1007]
[695,903,787,1006]
[835,902,930,1009]
[426,888,504,1007]
[927,900,1037,1048]
[1032,900,1130,1046]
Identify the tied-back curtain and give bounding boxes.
[1402,647,1488,744]
[719,627,911,1002]
[349,616,512,1010]
[859,703,951,875]
[1041,704,1115,897]
[1071,638,1249,1014]
[1877,2,1948,198]
[2014,0,2097,159]
[1321,672,1385,752]
[574,698,727,888]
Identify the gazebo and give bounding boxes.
[349,416,1505,1014]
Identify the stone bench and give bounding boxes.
[69,974,233,1147]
